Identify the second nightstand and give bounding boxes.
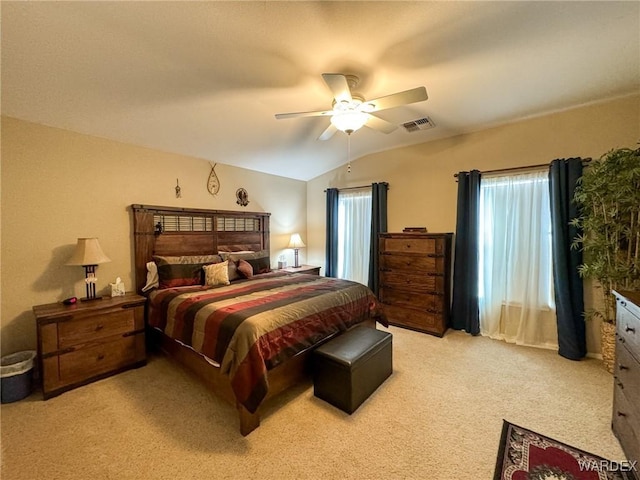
[280,265,321,275]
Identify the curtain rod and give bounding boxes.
[323,183,389,192]
[453,158,592,178]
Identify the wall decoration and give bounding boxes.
[175,178,182,198]
[236,188,249,207]
[207,163,220,196]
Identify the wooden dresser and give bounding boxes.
[378,232,453,337]
[612,290,640,468]
[34,293,146,399]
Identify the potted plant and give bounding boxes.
[572,145,640,372]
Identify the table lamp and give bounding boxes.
[286,233,306,268]
[66,238,111,301]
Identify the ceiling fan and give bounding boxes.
[275,73,428,140]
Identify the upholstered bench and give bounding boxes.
[313,327,392,414]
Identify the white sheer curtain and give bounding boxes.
[478,170,558,349]
[337,189,371,285]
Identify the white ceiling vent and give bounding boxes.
[402,116,435,132]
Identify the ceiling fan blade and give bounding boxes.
[364,114,398,134]
[275,109,334,120]
[318,123,337,141]
[322,73,353,104]
[364,86,428,112]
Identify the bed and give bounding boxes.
[131,204,386,435]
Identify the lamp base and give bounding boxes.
[80,296,103,302]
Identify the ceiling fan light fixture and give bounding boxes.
[330,111,368,133]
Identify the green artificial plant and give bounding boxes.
[572,145,640,324]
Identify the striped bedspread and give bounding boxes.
[147,272,386,413]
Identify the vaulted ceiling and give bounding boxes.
[2,1,639,181]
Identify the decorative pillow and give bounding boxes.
[203,261,230,286]
[237,259,253,278]
[223,250,271,274]
[154,254,222,289]
[142,261,159,292]
[246,256,271,274]
[227,259,241,282]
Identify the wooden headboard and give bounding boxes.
[131,204,270,293]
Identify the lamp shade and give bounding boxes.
[66,238,111,266]
[330,111,368,133]
[286,233,306,249]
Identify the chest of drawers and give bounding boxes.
[612,290,640,468]
[34,293,146,399]
[378,233,453,337]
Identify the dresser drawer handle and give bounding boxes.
[616,380,624,389]
[617,411,627,417]
[97,354,105,361]
[625,326,636,333]
[95,324,104,331]
[619,364,629,371]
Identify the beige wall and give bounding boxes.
[307,94,640,355]
[1,117,307,354]
[3,95,638,356]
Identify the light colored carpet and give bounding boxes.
[0,327,625,480]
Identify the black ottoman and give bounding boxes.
[313,327,392,414]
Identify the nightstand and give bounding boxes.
[33,293,146,399]
[280,265,321,275]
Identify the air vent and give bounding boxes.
[402,116,435,132]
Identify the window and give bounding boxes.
[337,189,371,285]
[478,170,558,348]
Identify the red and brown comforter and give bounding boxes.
[147,272,386,413]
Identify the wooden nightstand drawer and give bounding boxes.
[58,309,136,349]
[59,335,140,383]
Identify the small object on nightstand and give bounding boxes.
[109,277,125,297]
[62,297,77,305]
[403,227,427,233]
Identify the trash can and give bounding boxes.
[1,350,36,403]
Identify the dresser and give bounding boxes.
[612,290,640,468]
[34,293,146,399]
[378,233,453,337]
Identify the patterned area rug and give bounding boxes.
[493,420,638,480]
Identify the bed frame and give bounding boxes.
[131,204,373,435]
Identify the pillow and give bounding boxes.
[223,250,271,274]
[227,259,241,282]
[203,261,230,286]
[154,254,222,289]
[237,259,253,278]
[142,261,159,292]
[246,256,271,274]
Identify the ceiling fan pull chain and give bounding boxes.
[347,132,352,174]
